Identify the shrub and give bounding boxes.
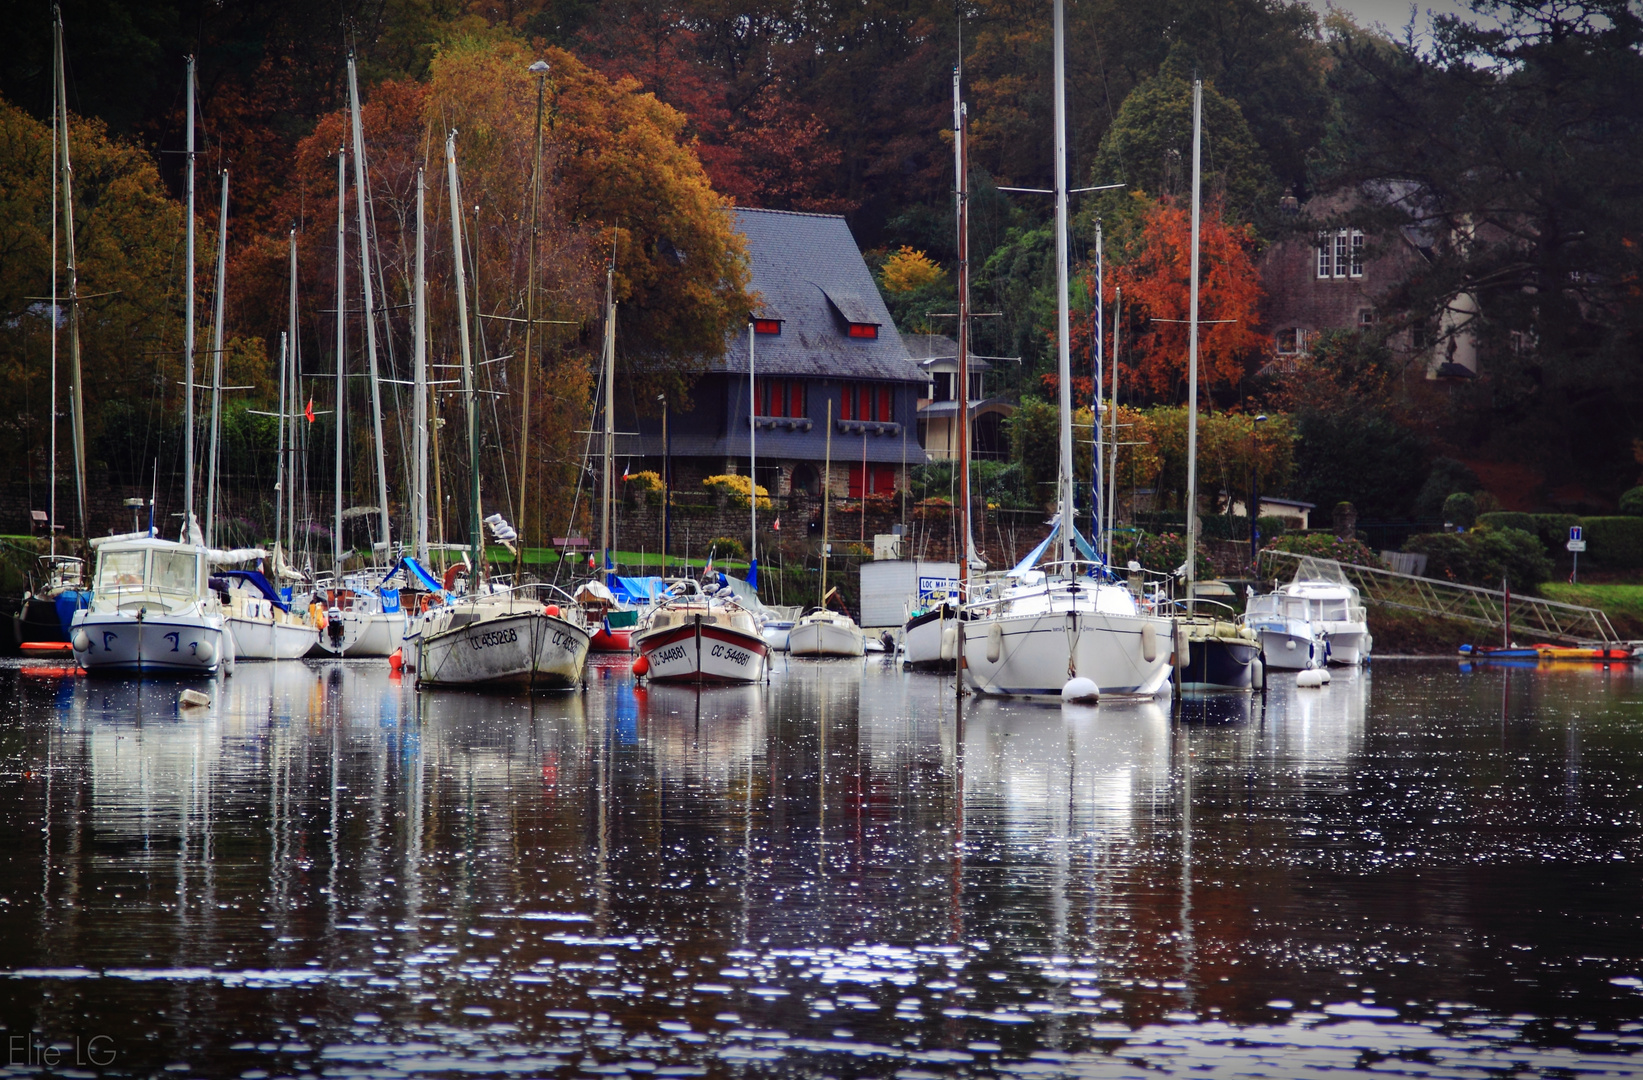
[706,536,747,561]
[1580,516,1643,568]
[1620,487,1643,516]
[1404,526,1552,587]
[1443,491,1478,529]
[1263,532,1382,567]
[625,469,663,494]
[1477,510,1535,534]
[1112,530,1212,579]
[1414,457,1481,520]
[702,474,771,509]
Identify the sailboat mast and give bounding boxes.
[287,228,299,556]
[1092,220,1104,561]
[333,147,347,577]
[274,330,287,555]
[601,264,615,582]
[748,321,756,577]
[954,64,972,593]
[347,57,392,558]
[53,10,87,551]
[414,168,429,565]
[204,170,229,550]
[183,57,197,539]
[49,19,59,558]
[519,59,549,580]
[822,398,832,605]
[447,132,481,590]
[1052,0,1075,569]
[1108,288,1122,567]
[1185,78,1203,605]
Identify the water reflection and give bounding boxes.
[2,659,1642,1077]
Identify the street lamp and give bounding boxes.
[657,392,670,575]
[1250,414,1267,569]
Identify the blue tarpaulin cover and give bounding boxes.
[611,576,667,605]
[380,557,444,593]
[222,570,290,612]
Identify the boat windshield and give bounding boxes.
[96,550,147,594]
[1313,598,1349,621]
[96,548,199,600]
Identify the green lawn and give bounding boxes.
[1541,582,1643,637]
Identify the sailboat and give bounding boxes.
[73,51,235,676]
[958,0,1173,699]
[583,260,640,652]
[789,399,865,658]
[1174,78,1261,693]
[314,55,409,658]
[416,126,591,690]
[903,64,974,673]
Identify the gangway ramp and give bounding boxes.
[1257,550,1618,645]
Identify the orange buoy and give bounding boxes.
[544,604,560,617]
[389,648,404,672]
[631,654,650,678]
[443,562,467,592]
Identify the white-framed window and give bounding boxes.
[1358,308,1375,327]
[1316,232,1332,278]
[1334,232,1350,279]
[1349,230,1365,277]
[1275,327,1305,354]
[1317,229,1366,280]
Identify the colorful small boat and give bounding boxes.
[1458,643,1635,662]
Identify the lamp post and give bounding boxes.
[658,392,670,576]
[1250,413,1267,570]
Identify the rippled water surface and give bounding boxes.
[5,658,1643,1077]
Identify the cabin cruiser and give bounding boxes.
[1176,612,1261,691]
[1271,558,1373,665]
[6,555,88,654]
[311,569,410,658]
[71,534,236,676]
[788,606,866,658]
[633,583,769,683]
[1242,591,1328,670]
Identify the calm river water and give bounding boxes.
[4,657,1643,1078]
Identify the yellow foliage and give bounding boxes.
[703,474,772,509]
[879,246,944,293]
[625,470,663,493]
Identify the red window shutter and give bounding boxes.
[790,381,805,418]
[768,379,783,418]
[754,319,781,335]
[848,465,864,498]
[878,386,892,423]
[840,384,853,420]
[848,323,878,339]
[858,385,871,422]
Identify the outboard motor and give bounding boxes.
[327,608,345,647]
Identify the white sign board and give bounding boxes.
[1567,539,1587,552]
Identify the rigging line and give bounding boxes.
[464,205,514,531]
[553,342,603,592]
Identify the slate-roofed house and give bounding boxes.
[621,208,928,499]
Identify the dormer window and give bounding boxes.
[753,318,782,335]
[848,323,878,340]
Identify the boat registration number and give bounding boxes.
[471,627,518,650]
[653,644,688,665]
[710,643,751,667]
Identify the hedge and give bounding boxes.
[1404,526,1552,587]
[1262,532,1383,567]
[1477,511,1580,552]
[1475,512,1643,568]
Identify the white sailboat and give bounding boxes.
[788,399,866,658]
[71,50,234,676]
[632,581,770,683]
[315,56,409,658]
[415,124,591,691]
[959,0,1173,699]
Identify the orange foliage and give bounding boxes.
[1092,197,1268,398]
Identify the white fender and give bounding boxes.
[940,623,958,661]
[1251,657,1264,691]
[986,621,1003,663]
[1141,623,1158,663]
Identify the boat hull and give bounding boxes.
[788,620,864,658]
[962,610,1173,697]
[417,610,590,690]
[312,610,409,658]
[1182,636,1260,691]
[1324,630,1371,666]
[1254,628,1321,670]
[228,615,318,660]
[636,618,769,684]
[902,607,958,671]
[589,626,633,652]
[71,611,225,676]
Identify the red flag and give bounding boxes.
[305,398,316,423]
[587,552,596,570]
[772,517,781,533]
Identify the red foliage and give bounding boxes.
[1084,197,1269,398]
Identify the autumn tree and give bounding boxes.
[1101,194,1268,398]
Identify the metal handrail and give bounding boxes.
[1258,549,1619,644]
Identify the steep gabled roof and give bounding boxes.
[719,208,926,383]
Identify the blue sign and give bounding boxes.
[1570,525,1583,542]
[918,575,960,601]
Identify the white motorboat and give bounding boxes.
[788,607,866,658]
[220,570,318,660]
[416,585,592,690]
[963,570,1173,696]
[633,593,769,683]
[1273,558,1373,666]
[761,617,794,652]
[72,536,230,676]
[1241,592,1327,670]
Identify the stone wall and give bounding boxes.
[0,473,181,540]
